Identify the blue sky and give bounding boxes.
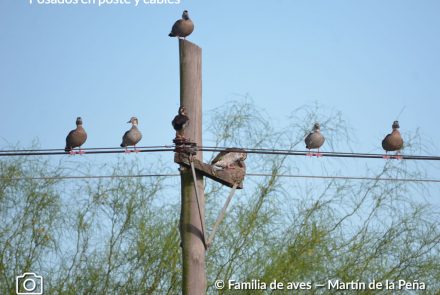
[1,1,439,182]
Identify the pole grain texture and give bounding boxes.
[178,39,206,295]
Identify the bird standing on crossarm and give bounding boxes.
[120,117,142,153]
[172,106,190,142]
[65,117,87,155]
[211,148,247,170]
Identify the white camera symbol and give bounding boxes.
[15,272,44,295]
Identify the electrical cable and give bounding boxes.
[0,145,439,161]
[2,173,439,183]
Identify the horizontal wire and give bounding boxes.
[1,145,439,161]
[0,145,174,153]
[247,173,440,183]
[0,174,180,181]
[1,173,440,183]
[199,148,440,160]
[0,148,174,156]
[0,145,405,155]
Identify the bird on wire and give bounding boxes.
[172,106,190,143]
[211,148,247,170]
[305,122,325,157]
[65,117,87,155]
[168,10,194,39]
[382,120,404,159]
[120,117,142,153]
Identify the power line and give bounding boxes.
[0,147,174,156]
[0,174,180,181]
[205,146,440,161]
[2,173,440,183]
[247,173,440,183]
[0,145,174,153]
[0,145,440,161]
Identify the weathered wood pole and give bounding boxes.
[179,39,206,294]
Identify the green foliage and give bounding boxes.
[0,157,62,294]
[1,101,440,294]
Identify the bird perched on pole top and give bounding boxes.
[172,106,190,143]
[168,10,194,39]
[382,120,404,159]
[65,117,87,155]
[305,123,325,157]
[211,148,247,170]
[120,117,142,153]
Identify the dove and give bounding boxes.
[382,120,403,159]
[121,117,142,153]
[169,10,194,39]
[211,148,247,170]
[172,106,189,141]
[305,123,325,157]
[65,117,87,155]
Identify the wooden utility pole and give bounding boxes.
[178,39,206,294]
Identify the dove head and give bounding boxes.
[313,122,321,131]
[128,117,139,125]
[76,117,83,126]
[178,106,186,116]
[392,120,400,130]
[182,10,190,20]
[230,148,247,161]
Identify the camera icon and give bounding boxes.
[15,272,43,295]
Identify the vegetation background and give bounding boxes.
[1,101,439,294]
